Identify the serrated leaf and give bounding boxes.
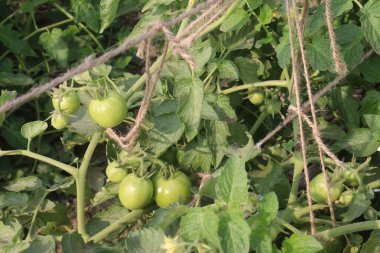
[234,57,259,83]
[205,120,229,168]
[257,5,272,25]
[100,0,120,33]
[0,90,17,127]
[24,235,55,253]
[142,0,175,12]
[361,0,380,54]
[282,234,323,253]
[190,45,214,69]
[146,205,188,231]
[183,137,213,172]
[180,208,221,250]
[5,176,43,192]
[257,192,279,223]
[360,57,380,83]
[218,60,239,80]
[0,218,22,248]
[332,128,380,157]
[0,25,36,57]
[216,156,248,206]
[174,78,203,141]
[219,209,250,253]
[20,0,49,13]
[220,8,250,32]
[123,228,165,253]
[39,28,68,67]
[221,21,256,51]
[91,183,119,206]
[341,190,373,222]
[331,87,360,130]
[70,0,100,32]
[21,121,48,140]
[62,232,85,253]
[0,72,34,86]
[306,38,334,72]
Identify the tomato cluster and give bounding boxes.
[50,91,80,130]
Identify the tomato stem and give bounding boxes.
[76,129,103,240]
[220,80,289,95]
[314,220,380,240]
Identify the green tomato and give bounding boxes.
[106,161,127,183]
[118,174,153,210]
[89,93,127,128]
[266,100,281,115]
[338,190,353,206]
[153,171,191,208]
[343,170,360,187]
[52,91,80,114]
[248,92,264,105]
[51,113,68,130]
[310,173,343,204]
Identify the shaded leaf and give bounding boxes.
[21,121,48,140]
[0,25,36,56]
[123,228,165,253]
[39,28,69,67]
[5,176,43,192]
[361,0,380,54]
[100,0,120,33]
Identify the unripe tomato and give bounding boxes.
[118,174,153,210]
[310,173,343,204]
[339,190,353,206]
[89,93,127,128]
[248,92,264,105]
[266,100,281,116]
[51,113,68,130]
[106,161,127,183]
[343,170,360,187]
[52,91,80,114]
[153,171,192,208]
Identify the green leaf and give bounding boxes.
[305,0,352,36]
[205,120,229,168]
[257,192,279,222]
[282,234,323,253]
[146,205,188,231]
[123,228,165,253]
[68,107,99,137]
[0,25,36,57]
[39,28,69,67]
[218,60,239,80]
[180,208,221,250]
[128,8,163,39]
[341,189,373,222]
[4,242,30,253]
[332,128,380,157]
[363,114,380,132]
[216,156,248,206]
[21,120,48,140]
[20,0,49,13]
[5,176,43,192]
[360,90,380,115]
[219,209,250,253]
[24,235,55,253]
[220,21,256,51]
[142,99,185,156]
[183,136,213,172]
[0,90,17,127]
[190,45,214,69]
[257,5,272,25]
[174,78,204,141]
[234,57,259,83]
[0,192,29,209]
[86,205,130,237]
[275,27,297,68]
[91,182,119,206]
[162,61,191,81]
[246,0,262,10]
[360,57,380,83]
[62,233,85,253]
[142,0,175,12]
[220,8,250,32]
[0,72,34,86]
[361,230,380,253]
[70,0,100,32]
[306,38,334,72]
[331,87,360,130]
[0,218,23,249]
[361,0,380,54]
[100,0,120,33]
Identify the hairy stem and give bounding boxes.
[86,210,144,243]
[0,150,77,176]
[221,80,289,95]
[76,130,103,239]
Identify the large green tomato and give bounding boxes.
[52,91,80,114]
[51,113,68,130]
[89,93,127,128]
[310,173,343,204]
[153,171,191,208]
[106,161,127,183]
[118,174,153,210]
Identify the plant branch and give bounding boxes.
[0,150,77,176]
[86,209,144,243]
[221,80,289,95]
[314,220,380,240]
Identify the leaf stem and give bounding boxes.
[0,149,77,176]
[86,209,143,243]
[314,220,380,240]
[249,110,268,135]
[220,80,289,95]
[76,129,103,240]
[25,190,49,240]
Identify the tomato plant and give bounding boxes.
[52,91,80,114]
[153,170,192,208]
[118,173,153,210]
[89,92,127,128]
